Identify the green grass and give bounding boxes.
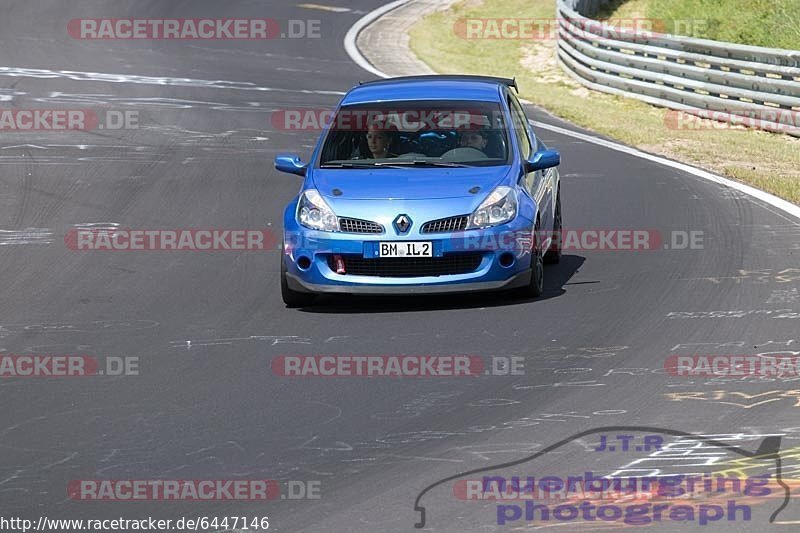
[599,0,800,49]
[409,0,800,204]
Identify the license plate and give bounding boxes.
[378,241,432,258]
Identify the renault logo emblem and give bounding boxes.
[394,214,412,234]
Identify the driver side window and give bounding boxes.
[507,94,532,160]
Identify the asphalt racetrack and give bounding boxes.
[0,1,798,532]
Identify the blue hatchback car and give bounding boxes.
[275,75,562,307]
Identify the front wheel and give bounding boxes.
[519,226,544,298]
[281,254,316,308]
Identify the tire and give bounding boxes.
[519,224,544,298]
[543,189,562,265]
[281,254,316,308]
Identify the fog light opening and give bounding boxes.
[499,252,515,268]
[297,256,312,270]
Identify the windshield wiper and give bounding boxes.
[320,161,381,168]
[322,160,472,169]
[373,160,470,168]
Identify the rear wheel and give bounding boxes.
[544,189,562,264]
[281,254,316,308]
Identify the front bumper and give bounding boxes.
[283,217,535,295]
[285,269,531,294]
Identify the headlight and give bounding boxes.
[467,186,517,228]
[297,189,338,231]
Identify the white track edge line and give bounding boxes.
[531,120,800,221]
[343,0,405,78]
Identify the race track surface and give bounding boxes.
[0,1,798,531]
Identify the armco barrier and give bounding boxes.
[556,0,800,136]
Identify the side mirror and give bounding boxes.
[275,154,307,176]
[525,149,560,172]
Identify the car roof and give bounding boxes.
[341,75,514,105]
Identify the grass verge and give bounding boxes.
[598,0,800,50]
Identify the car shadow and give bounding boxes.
[299,254,585,313]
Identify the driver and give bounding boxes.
[364,122,397,159]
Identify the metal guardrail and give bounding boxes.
[556,0,800,136]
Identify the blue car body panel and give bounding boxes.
[279,77,559,295]
[312,166,511,200]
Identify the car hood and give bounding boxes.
[311,166,513,200]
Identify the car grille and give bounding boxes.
[338,217,384,234]
[420,215,469,233]
[328,253,483,277]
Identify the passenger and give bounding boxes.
[458,128,489,153]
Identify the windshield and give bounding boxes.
[318,100,510,168]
